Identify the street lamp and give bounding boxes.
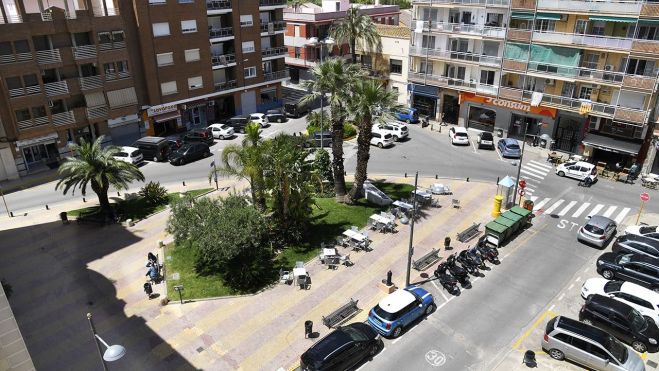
[306,37,335,148]
[87,313,126,370]
[512,121,544,205]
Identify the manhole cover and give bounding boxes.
[172,272,180,280]
[647,360,658,368]
[196,347,204,353]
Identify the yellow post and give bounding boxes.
[636,200,645,225]
[492,195,503,218]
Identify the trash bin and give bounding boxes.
[523,200,534,212]
[304,320,313,338]
[59,211,69,224]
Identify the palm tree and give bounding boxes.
[300,58,363,202]
[348,79,402,201]
[288,0,307,12]
[329,6,382,64]
[56,136,145,216]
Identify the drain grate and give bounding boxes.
[196,347,204,353]
[647,360,658,369]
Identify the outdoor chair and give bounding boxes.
[452,199,461,209]
[336,236,348,247]
[279,269,292,285]
[340,254,352,267]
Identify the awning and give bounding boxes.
[153,111,180,123]
[589,16,637,23]
[536,13,561,21]
[582,133,641,155]
[15,132,59,147]
[511,12,534,20]
[639,19,659,25]
[408,83,439,98]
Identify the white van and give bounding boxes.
[556,161,597,182]
[373,123,408,142]
[371,132,394,148]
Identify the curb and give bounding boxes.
[1,171,59,194]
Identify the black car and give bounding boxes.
[222,115,250,133]
[304,131,332,149]
[181,128,214,145]
[597,252,659,292]
[300,322,381,371]
[579,294,659,353]
[285,101,311,118]
[168,143,210,165]
[265,108,287,123]
[612,234,659,259]
[168,138,182,150]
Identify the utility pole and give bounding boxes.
[406,171,419,287]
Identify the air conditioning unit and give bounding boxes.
[604,65,614,71]
[48,100,54,107]
[208,100,215,106]
[545,79,555,86]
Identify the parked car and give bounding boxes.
[181,128,214,145]
[167,138,182,150]
[579,294,659,353]
[373,123,408,142]
[300,322,382,371]
[476,132,495,149]
[556,161,598,183]
[577,215,617,248]
[581,278,659,325]
[597,252,659,292]
[207,123,235,140]
[168,143,210,165]
[497,138,521,158]
[249,113,270,128]
[367,286,434,338]
[393,107,419,124]
[448,127,470,145]
[133,136,171,162]
[370,132,394,148]
[265,108,287,123]
[304,131,332,148]
[222,115,250,133]
[612,234,659,259]
[625,225,659,238]
[542,315,644,371]
[113,146,143,165]
[284,101,311,118]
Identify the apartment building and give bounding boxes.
[284,0,400,83]
[410,0,659,167]
[133,0,288,137]
[0,0,139,180]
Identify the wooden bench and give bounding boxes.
[412,248,440,271]
[322,298,360,328]
[457,222,481,243]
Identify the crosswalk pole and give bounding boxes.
[636,200,645,225]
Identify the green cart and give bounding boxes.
[500,211,523,234]
[510,206,532,227]
[484,220,510,248]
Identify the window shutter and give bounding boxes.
[152,23,170,37]
[84,92,106,107]
[106,87,137,108]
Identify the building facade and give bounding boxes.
[410,0,659,168]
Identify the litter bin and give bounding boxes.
[523,200,534,212]
[60,211,69,224]
[304,320,313,338]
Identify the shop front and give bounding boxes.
[582,119,645,167]
[15,132,60,175]
[183,101,211,130]
[108,114,141,146]
[146,103,183,137]
[408,83,439,119]
[553,112,587,153]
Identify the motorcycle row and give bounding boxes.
[433,239,500,295]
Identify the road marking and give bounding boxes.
[520,170,544,180]
[575,276,581,282]
[529,196,538,202]
[615,208,631,224]
[557,201,578,216]
[544,200,565,214]
[520,166,546,177]
[425,350,447,367]
[587,204,605,218]
[558,293,565,301]
[572,203,591,218]
[471,139,479,154]
[528,160,553,171]
[496,149,504,162]
[602,206,618,218]
[583,267,589,273]
[533,198,551,211]
[512,310,557,350]
[548,304,555,312]
[525,163,551,174]
[392,338,401,344]
[567,284,574,290]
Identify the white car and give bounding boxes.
[625,225,659,238]
[208,123,235,140]
[556,161,598,182]
[449,127,469,145]
[371,132,394,148]
[113,146,143,165]
[249,113,270,128]
[373,123,408,142]
[581,277,659,324]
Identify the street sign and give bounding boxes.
[519,179,526,189]
[518,189,525,196]
[641,192,650,202]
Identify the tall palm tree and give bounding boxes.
[329,6,382,64]
[348,79,402,201]
[56,136,145,216]
[300,58,363,202]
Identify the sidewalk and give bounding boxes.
[0,167,59,194]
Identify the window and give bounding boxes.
[468,106,496,127]
[5,76,21,90]
[98,32,112,44]
[244,67,257,79]
[188,76,203,90]
[390,59,402,74]
[181,20,197,33]
[116,61,129,74]
[156,52,174,66]
[579,86,593,100]
[534,20,556,32]
[103,62,115,75]
[184,48,200,62]
[569,337,590,351]
[294,25,301,37]
[590,21,605,36]
[480,70,495,85]
[420,61,433,74]
[421,35,435,49]
[574,20,588,35]
[294,47,301,58]
[624,58,656,76]
[152,22,170,37]
[583,53,599,69]
[112,31,124,42]
[15,108,30,121]
[240,15,253,27]
[242,41,255,53]
[161,81,177,95]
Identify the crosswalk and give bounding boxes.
[518,160,553,199]
[529,196,632,224]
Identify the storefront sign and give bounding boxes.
[147,103,177,117]
[460,93,557,119]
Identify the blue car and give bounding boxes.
[394,108,419,124]
[497,138,522,158]
[367,286,434,338]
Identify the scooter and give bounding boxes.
[457,250,480,276]
[434,264,460,295]
[445,254,470,286]
[476,244,500,265]
[466,247,487,270]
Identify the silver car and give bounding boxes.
[578,215,617,248]
[542,316,644,371]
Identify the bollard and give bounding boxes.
[435,174,438,179]
[304,320,313,339]
[83,197,86,203]
[158,240,164,247]
[174,285,184,305]
[444,236,452,250]
[182,181,186,187]
[386,270,392,286]
[45,204,49,210]
[466,177,470,182]
[117,192,120,197]
[404,172,407,178]
[9,211,13,217]
[497,176,499,184]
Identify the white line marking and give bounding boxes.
[529,160,553,171]
[472,139,479,154]
[533,198,551,211]
[602,206,618,218]
[558,293,565,301]
[572,203,591,218]
[558,201,578,216]
[575,276,581,282]
[583,268,589,273]
[568,284,574,290]
[614,208,631,224]
[524,186,536,192]
[549,304,555,312]
[392,338,401,344]
[587,204,605,218]
[520,166,547,176]
[520,170,544,180]
[530,196,538,202]
[496,149,504,162]
[544,200,565,214]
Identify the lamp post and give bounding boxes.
[87,313,126,371]
[405,171,419,287]
[307,37,334,148]
[512,121,543,204]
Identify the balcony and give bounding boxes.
[413,20,506,39]
[44,81,70,97]
[261,21,286,34]
[410,46,501,67]
[507,29,532,42]
[631,39,659,55]
[209,27,234,39]
[537,0,643,15]
[502,59,527,72]
[520,90,616,117]
[206,0,231,11]
[640,2,659,16]
[17,116,49,131]
[410,0,509,6]
[211,53,236,68]
[93,6,119,16]
[525,61,625,85]
[0,52,32,65]
[51,111,76,127]
[86,106,108,121]
[72,45,97,60]
[262,46,287,59]
[105,71,131,81]
[264,70,289,81]
[215,80,237,91]
[260,0,287,7]
[408,71,499,96]
[8,85,41,98]
[35,49,62,65]
[531,31,633,51]
[511,0,535,9]
[98,41,126,52]
[499,87,524,101]
[614,107,647,124]
[622,74,657,91]
[285,56,317,67]
[79,75,103,91]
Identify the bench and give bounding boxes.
[322,298,360,328]
[457,222,481,243]
[412,248,440,271]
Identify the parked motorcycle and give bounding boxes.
[434,264,460,295]
[445,254,470,286]
[476,244,500,265]
[466,247,487,270]
[457,250,480,276]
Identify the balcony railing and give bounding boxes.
[260,0,287,6]
[262,46,287,58]
[93,7,119,16]
[211,53,236,67]
[511,0,536,9]
[86,106,108,121]
[413,20,506,39]
[44,81,69,97]
[215,80,237,91]
[17,116,49,130]
[264,70,290,81]
[408,71,499,95]
[0,14,23,24]
[79,75,103,90]
[614,107,648,124]
[209,27,234,38]
[261,21,286,33]
[411,0,509,6]
[520,90,616,116]
[525,61,626,84]
[532,30,633,51]
[51,111,76,127]
[537,0,643,15]
[8,85,41,98]
[35,49,62,65]
[72,44,97,60]
[206,0,231,10]
[0,52,32,64]
[105,71,131,81]
[622,74,657,90]
[410,46,501,66]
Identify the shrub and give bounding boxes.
[343,123,357,139]
[139,181,168,205]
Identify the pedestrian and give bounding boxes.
[147,252,158,267]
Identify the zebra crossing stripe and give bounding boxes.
[602,206,618,218]
[572,203,591,218]
[529,196,538,202]
[520,170,544,180]
[525,164,551,175]
[544,200,565,214]
[528,161,553,171]
[558,201,578,216]
[614,208,631,224]
[521,166,547,176]
[534,197,551,211]
[587,204,605,218]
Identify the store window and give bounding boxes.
[468,106,496,130]
[599,119,644,139]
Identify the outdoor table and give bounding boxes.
[370,214,392,225]
[393,200,413,211]
[293,267,308,289]
[323,247,337,257]
[343,229,366,242]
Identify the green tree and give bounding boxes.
[301,58,363,202]
[56,136,144,216]
[313,148,334,190]
[329,6,382,64]
[348,80,402,201]
[305,110,329,136]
